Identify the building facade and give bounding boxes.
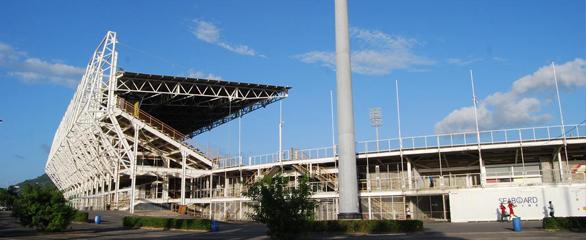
[46,32,586,222]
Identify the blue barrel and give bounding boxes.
[512,217,521,232]
[94,215,101,224]
[210,220,219,232]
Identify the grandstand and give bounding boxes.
[46,32,586,222]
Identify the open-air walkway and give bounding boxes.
[0,211,583,239]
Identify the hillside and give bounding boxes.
[15,174,55,189]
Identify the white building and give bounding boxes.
[46,32,586,222]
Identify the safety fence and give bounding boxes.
[213,123,585,169]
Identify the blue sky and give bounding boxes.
[1,0,585,187]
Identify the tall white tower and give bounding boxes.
[335,0,361,219]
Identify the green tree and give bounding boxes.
[245,174,315,240]
[0,186,18,209]
[12,184,75,232]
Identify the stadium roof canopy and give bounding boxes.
[115,71,290,138]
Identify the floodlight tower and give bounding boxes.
[335,0,361,219]
[369,107,383,151]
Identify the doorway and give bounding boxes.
[408,195,450,221]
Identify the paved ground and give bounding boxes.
[0,211,584,239]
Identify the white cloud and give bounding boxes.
[446,57,483,66]
[192,20,265,57]
[0,42,84,87]
[492,56,508,62]
[217,42,259,57]
[186,69,222,80]
[0,43,25,65]
[512,59,586,94]
[446,56,509,66]
[295,51,335,68]
[294,27,433,76]
[434,59,586,133]
[193,20,220,43]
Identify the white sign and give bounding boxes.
[449,185,586,222]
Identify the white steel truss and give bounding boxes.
[45,31,288,210]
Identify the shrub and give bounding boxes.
[543,217,586,232]
[72,211,89,223]
[308,220,423,233]
[0,186,18,210]
[12,184,75,232]
[244,174,315,240]
[123,216,211,230]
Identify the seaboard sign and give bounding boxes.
[498,196,539,207]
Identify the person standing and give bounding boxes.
[406,207,412,219]
[548,201,555,217]
[499,203,508,222]
[507,201,517,220]
[429,176,434,188]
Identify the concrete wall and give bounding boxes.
[449,184,586,222]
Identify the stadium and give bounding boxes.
[45,30,586,223]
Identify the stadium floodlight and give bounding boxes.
[369,107,383,151]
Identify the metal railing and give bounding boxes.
[309,181,337,193]
[357,124,585,153]
[215,146,336,169]
[376,123,580,155]
[117,98,187,141]
[118,97,221,162]
[411,173,482,190]
[358,173,483,192]
[211,123,585,169]
[215,156,242,169]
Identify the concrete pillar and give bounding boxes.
[114,157,120,209]
[92,178,97,209]
[224,176,229,197]
[130,124,140,214]
[334,0,360,220]
[480,163,487,187]
[407,159,412,189]
[557,151,564,182]
[239,201,243,220]
[208,174,212,198]
[181,151,187,205]
[107,174,112,208]
[367,197,372,220]
[100,177,105,210]
[162,176,169,200]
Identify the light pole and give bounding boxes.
[551,62,570,182]
[369,107,383,151]
[470,70,486,187]
[395,80,406,188]
[330,90,336,156]
[334,0,361,219]
[279,101,283,165]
